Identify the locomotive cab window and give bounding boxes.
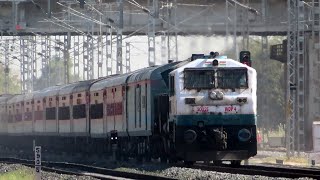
[184,69,215,89]
[216,68,248,89]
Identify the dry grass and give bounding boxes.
[0,168,34,180]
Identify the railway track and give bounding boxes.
[1,156,319,179]
[192,163,320,179]
[0,157,176,180]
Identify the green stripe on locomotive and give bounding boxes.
[174,114,256,126]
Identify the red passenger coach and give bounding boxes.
[6,96,16,134]
[104,75,128,136]
[58,83,75,135]
[33,89,50,134]
[89,86,106,137]
[0,95,12,135]
[13,95,24,135]
[23,93,35,134]
[71,80,95,136]
[90,74,127,137]
[41,86,60,135]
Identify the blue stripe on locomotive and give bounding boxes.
[174,114,256,126]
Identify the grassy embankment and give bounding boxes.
[0,167,34,180]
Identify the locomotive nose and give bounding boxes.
[184,129,197,144]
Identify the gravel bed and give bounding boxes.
[0,149,315,180]
[0,163,99,180]
[116,165,315,180]
[257,151,308,158]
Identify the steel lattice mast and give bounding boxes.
[286,0,298,157]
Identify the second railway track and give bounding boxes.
[192,163,320,179]
[1,157,319,179]
[0,157,176,180]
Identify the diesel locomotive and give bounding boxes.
[0,52,257,166]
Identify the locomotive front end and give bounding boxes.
[169,53,257,165]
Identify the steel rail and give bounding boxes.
[192,163,320,179]
[0,157,176,180]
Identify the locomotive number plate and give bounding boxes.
[193,105,240,114]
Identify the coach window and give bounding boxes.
[46,107,56,120]
[77,99,82,105]
[58,106,70,120]
[90,103,103,119]
[73,104,86,119]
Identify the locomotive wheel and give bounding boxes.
[160,156,168,163]
[212,161,223,166]
[184,161,195,167]
[230,160,241,167]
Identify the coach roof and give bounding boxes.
[90,73,130,91]
[72,79,97,94]
[36,85,61,98]
[127,62,180,83]
[7,94,24,104]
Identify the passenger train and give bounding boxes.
[0,52,257,166]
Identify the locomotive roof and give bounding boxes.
[169,58,255,75]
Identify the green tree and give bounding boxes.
[250,37,286,130]
[34,55,79,91]
[0,65,21,94]
[224,36,286,130]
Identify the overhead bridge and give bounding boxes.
[0,0,288,36]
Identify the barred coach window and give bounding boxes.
[46,107,56,120]
[58,107,70,120]
[73,104,86,119]
[90,103,103,119]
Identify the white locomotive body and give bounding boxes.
[169,55,257,164]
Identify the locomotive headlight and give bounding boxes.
[238,128,252,142]
[237,97,248,104]
[209,91,217,100]
[216,91,224,100]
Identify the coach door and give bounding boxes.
[135,85,141,129]
[154,94,169,134]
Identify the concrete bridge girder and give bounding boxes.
[0,0,288,36]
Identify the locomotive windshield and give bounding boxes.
[183,68,248,90]
[184,70,215,89]
[216,68,248,89]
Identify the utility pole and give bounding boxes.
[286,0,298,157]
[125,42,131,73]
[116,0,123,74]
[4,39,10,94]
[166,0,178,62]
[148,0,158,66]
